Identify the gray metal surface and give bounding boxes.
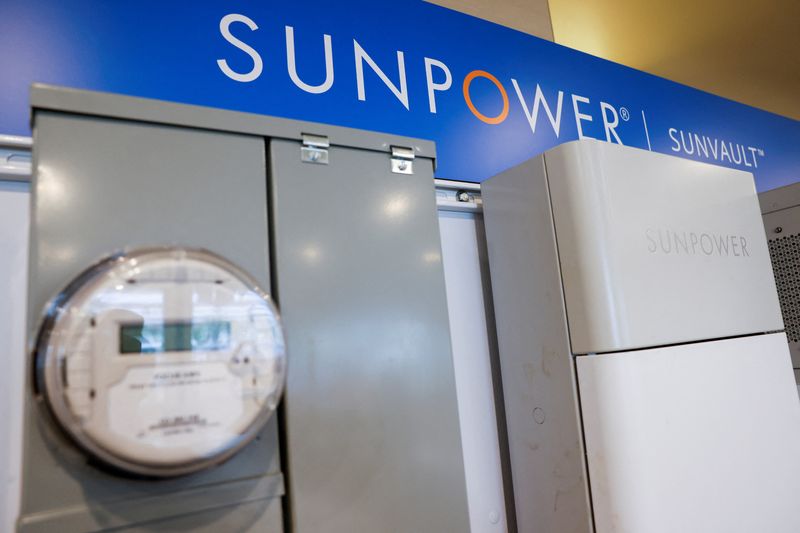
[118,497,284,533]
[270,138,471,532]
[21,110,283,531]
[435,179,483,213]
[481,155,593,533]
[760,182,800,215]
[30,84,435,162]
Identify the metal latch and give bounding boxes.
[301,134,329,165]
[391,146,415,174]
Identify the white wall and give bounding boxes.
[438,209,509,533]
[0,181,29,532]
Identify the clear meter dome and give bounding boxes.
[35,248,287,477]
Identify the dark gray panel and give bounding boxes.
[119,497,283,533]
[482,156,594,533]
[21,111,282,531]
[270,139,470,532]
[762,204,800,369]
[18,474,284,533]
[760,182,800,215]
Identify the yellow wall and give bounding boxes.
[432,0,798,121]
[548,0,800,120]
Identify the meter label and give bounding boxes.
[108,363,244,451]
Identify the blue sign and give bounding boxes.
[1,0,798,190]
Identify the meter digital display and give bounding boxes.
[119,321,232,354]
[35,248,287,477]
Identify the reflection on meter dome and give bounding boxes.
[120,321,232,354]
[35,248,287,477]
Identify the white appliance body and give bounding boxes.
[483,140,800,533]
[579,333,800,533]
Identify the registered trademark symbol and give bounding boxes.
[619,107,630,121]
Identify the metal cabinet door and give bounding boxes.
[21,112,283,532]
[270,139,470,533]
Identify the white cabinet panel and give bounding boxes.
[578,333,800,533]
[547,140,782,353]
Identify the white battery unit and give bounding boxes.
[483,139,800,533]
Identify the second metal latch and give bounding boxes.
[391,146,415,175]
[301,134,329,165]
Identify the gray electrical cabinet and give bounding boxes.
[19,85,469,532]
[760,182,800,386]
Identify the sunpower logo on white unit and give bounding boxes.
[668,128,765,169]
[215,13,632,146]
[645,227,752,258]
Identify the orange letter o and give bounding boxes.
[462,70,509,125]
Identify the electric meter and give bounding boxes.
[35,248,286,477]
